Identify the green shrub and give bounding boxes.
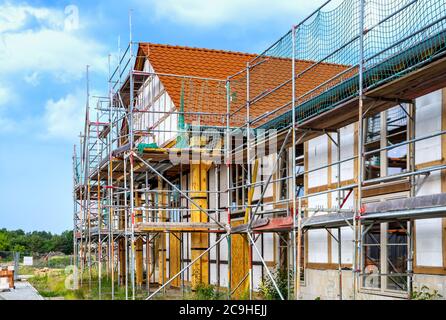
[258,267,292,300]
[193,284,225,300]
[411,285,443,300]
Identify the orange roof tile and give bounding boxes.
[136,43,349,128]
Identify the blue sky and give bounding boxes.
[0,0,336,233]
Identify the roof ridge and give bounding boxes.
[139,42,257,58]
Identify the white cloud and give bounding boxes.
[0,2,107,82]
[1,29,107,82]
[144,0,343,27]
[0,2,64,33]
[0,82,19,110]
[43,90,86,140]
[0,2,108,140]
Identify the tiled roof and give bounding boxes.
[137,43,254,127]
[137,43,348,128]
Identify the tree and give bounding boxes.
[0,229,73,255]
[0,232,10,251]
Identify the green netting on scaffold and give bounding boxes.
[253,0,446,132]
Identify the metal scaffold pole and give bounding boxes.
[72,145,79,290]
[225,79,232,299]
[129,9,136,301]
[107,53,115,300]
[85,65,92,292]
[354,0,366,300]
[291,23,299,301]
[79,132,84,287]
[97,111,102,300]
[245,62,254,300]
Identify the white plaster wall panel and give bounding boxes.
[288,147,296,200]
[188,260,192,282]
[415,90,442,165]
[307,193,329,264]
[219,165,229,208]
[168,113,178,143]
[340,124,355,182]
[181,174,188,210]
[187,232,192,259]
[219,236,228,260]
[329,189,355,211]
[253,156,265,201]
[158,119,165,146]
[162,114,172,145]
[252,230,264,263]
[253,265,262,290]
[416,218,443,267]
[307,193,328,214]
[263,154,276,198]
[153,76,161,99]
[342,189,355,210]
[210,262,217,285]
[148,104,154,130]
[262,233,275,262]
[308,229,329,263]
[308,135,328,188]
[154,98,161,127]
[331,227,354,264]
[210,233,217,260]
[219,210,228,224]
[330,133,338,183]
[143,59,153,73]
[331,191,355,264]
[413,159,442,267]
[416,170,441,197]
[220,264,229,288]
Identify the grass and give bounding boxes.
[29,271,72,298]
[25,264,233,300]
[28,268,150,300]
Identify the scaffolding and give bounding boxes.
[73,0,446,300]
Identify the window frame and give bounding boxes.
[360,194,411,298]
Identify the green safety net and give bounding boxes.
[175,80,190,148]
[137,143,159,153]
[246,0,446,132]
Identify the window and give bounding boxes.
[361,220,409,294]
[231,165,246,210]
[386,107,408,176]
[364,106,409,181]
[299,226,305,283]
[386,222,408,291]
[365,113,381,180]
[279,150,288,200]
[296,145,305,198]
[363,223,381,289]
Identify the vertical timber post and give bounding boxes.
[190,133,211,289]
